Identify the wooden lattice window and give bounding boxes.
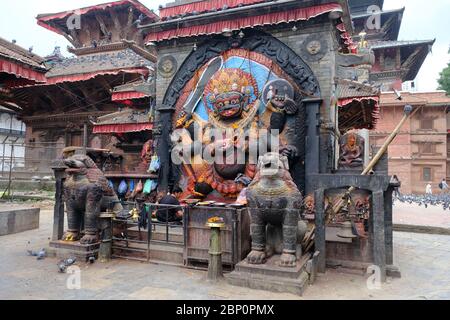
[420,118,434,130]
[418,143,435,155]
[422,167,432,181]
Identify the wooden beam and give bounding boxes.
[69,29,82,47]
[401,46,423,70]
[77,85,99,111]
[124,7,135,39]
[95,13,110,38]
[108,8,123,39]
[58,84,85,112]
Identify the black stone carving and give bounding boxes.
[246,153,305,267]
[300,34,328,62]
[158,55,178,78]
[62,155,122,244]
[161,31,321,110]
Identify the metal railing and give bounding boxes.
[111,201,187,262]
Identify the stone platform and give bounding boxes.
[48,240,100,261]
[226,253,318,296]
[0,208,40,236]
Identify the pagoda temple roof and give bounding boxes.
[351,7,404,41]
[37,0,159,35]
[370,39,435,50]
[348,0,384,15]
[0,37,46,70]
[335,78,381,131]
[0,37,47,101]
[142,1,350,44]
[159,0,267,20]
[370,39,435,82]
[43,48,153,85]
[111,79,155,101]
[336,78,380,100]
[92,107,152,133]
[380,91,450,107]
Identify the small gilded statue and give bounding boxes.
[338,132,364,169]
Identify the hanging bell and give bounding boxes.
[130,208,140,221]
[337,221,357,239]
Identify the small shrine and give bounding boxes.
[5,0,433,297]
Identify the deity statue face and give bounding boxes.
[162,60,173,73]
[306,40,322,55]
[212,91,246,119]
[204,69,258,121]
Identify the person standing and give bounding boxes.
[425,183,432,195]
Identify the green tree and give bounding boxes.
[437,47,450,95]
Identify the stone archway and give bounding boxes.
[158,31,322,194]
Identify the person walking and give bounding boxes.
[439,178,449,193]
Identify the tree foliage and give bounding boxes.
[437,47,450,95]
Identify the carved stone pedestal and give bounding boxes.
[48,240,100,261]
[226,253,317,296]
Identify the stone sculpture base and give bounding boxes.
[48,240,100,261]
[226,252,318,296]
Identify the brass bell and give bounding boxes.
[337,221,357,239]
[130,208,140,221]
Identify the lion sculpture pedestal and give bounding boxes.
[226,153,319,296]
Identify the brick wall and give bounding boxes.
[370,103,448,194]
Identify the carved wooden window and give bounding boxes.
[422,167,432,181]
[420,118,434,130]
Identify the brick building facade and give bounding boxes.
[371,91,450,194]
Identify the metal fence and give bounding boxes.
[0,140,64,197]
[0,141,63,178]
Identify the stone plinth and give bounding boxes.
[226,253,315,296]
[0,208,40,236]
[48,240,100,261]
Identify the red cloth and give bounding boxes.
[146,3,342,42]
[112,91,149,101]
[338,97,379,107]
[0,58,46,83]
[338,97,380,129]
[45,67,149,85]
[160,0,266,18]
[93,123,153,134]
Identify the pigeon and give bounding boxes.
[28,248,47,260]
[88,256,96,264]
[57,257,77,273]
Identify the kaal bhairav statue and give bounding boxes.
[174,67,300,200]
[62,154,122,244]
[246,152,307,267]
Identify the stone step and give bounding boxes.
[234,254,310,280]
[226,270,310,296]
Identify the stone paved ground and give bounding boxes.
[0,202,449,300]
[393,201,450,229]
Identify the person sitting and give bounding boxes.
[155,186,184,223]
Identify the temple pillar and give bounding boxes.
[155,107,174,193]
[305,98,322,194]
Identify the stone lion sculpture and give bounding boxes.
[62,154,122,244]
[246,152,306,267]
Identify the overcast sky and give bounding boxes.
[0,0,448,92]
